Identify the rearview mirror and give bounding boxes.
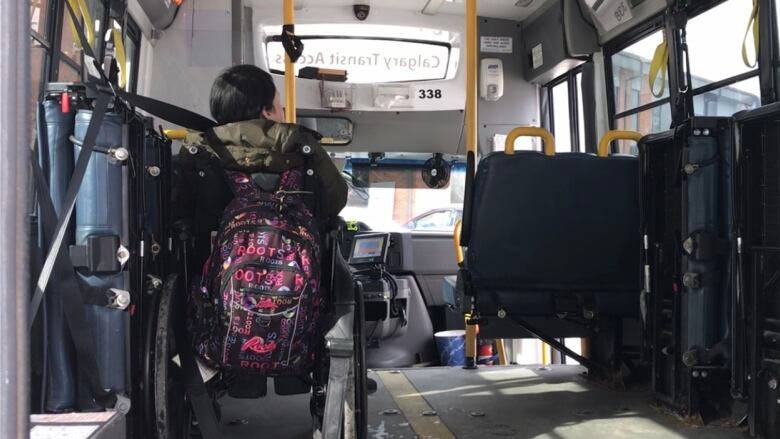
[298,116,353,146]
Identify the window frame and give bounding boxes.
[606,0,772,132]
[31,0,141,92]
[542,65,586,153]
[604,14,668,131]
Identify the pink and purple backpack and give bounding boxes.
[187,168,322,376]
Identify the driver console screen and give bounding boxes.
[349,233,390,265]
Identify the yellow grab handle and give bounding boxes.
[648,34,668,98]
[597,130,642,157]
[505,127,555,156]
[112,27,127,89]
[65,0,95,49]
[453,220,464,265]
[742,0,759,68]
[163,129,188,140]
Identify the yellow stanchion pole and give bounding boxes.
[465,0,477,157]
[463,0,478,370]
[464,315,478,369]
[283,0,296,123]
[495,339,508,366]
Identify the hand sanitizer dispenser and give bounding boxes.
[480,58,504,101]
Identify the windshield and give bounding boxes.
[339,155,465,232]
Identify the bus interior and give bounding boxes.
[7,0,780,438]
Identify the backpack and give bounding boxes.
[187,167,322,376]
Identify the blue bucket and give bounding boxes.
[434,330,466,366]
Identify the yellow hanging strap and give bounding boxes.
[111,25,128,89]
[742,0,760,68]
[65,0,95,49]
[648,33,668,98]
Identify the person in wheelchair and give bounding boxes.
[173,64,347,251]
[170,65,360,436]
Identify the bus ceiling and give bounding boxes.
[128,0,666,155]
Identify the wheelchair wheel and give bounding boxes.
[348,281,368,439]
[152,274,194,439]
[311,282,368,439]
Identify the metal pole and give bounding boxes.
[465,0,477,156]
[462,0,478,371]
[284,0,296,123]
[0,0,31,435]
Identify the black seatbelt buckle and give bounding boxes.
[70,235,123,274]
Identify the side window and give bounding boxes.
[687,0,760,116]
[541,67,588,153]
[609,28,671,154]
[30,0,143,106]
[551,80,572,152]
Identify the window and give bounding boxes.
[687,0,760,116]
[28,0,143,140]
[541,67,588,153]
[607,26,671,154]
[611,29,669,115]
[341,156,465,233]
[687,0,756,84]
[552,82,572,152]
[409,210,455,231]
[615,104,672,154]
[31,0,49,38]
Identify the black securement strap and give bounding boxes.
[29,92,111,326]
[460,150,476,247]
[168,275,224,439]
[118,89,216,132]
[30,113,121,411]
[66,0,217,133]
[281,24,304,63]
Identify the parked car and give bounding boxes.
[402,207,463,232]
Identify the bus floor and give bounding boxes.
[218,365,744,439]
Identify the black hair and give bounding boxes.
[209,65,277,125]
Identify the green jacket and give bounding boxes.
[173,119,348,232]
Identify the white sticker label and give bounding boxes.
[531,44,543,69]
[593,0,633,32]
[31,425,99,439]
[480,36,513,54]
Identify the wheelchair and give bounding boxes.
[145,220,368,439]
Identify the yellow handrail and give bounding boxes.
[65,0,95,50]
[453,220,463,265]
[505,127,555,156]
[163,129,187,140]
[465,0,477,157]
[111,26,127,89]
[742,0,759,68]
[597,130,642,157]
[284,0,296,123]
[649,33,668,98]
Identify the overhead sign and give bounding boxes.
[266,38,450,83]
[480,36,513,54]
[592,0,633,32]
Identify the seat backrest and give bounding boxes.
[465,151,640,292]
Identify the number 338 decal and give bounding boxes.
[418,89,442,99]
